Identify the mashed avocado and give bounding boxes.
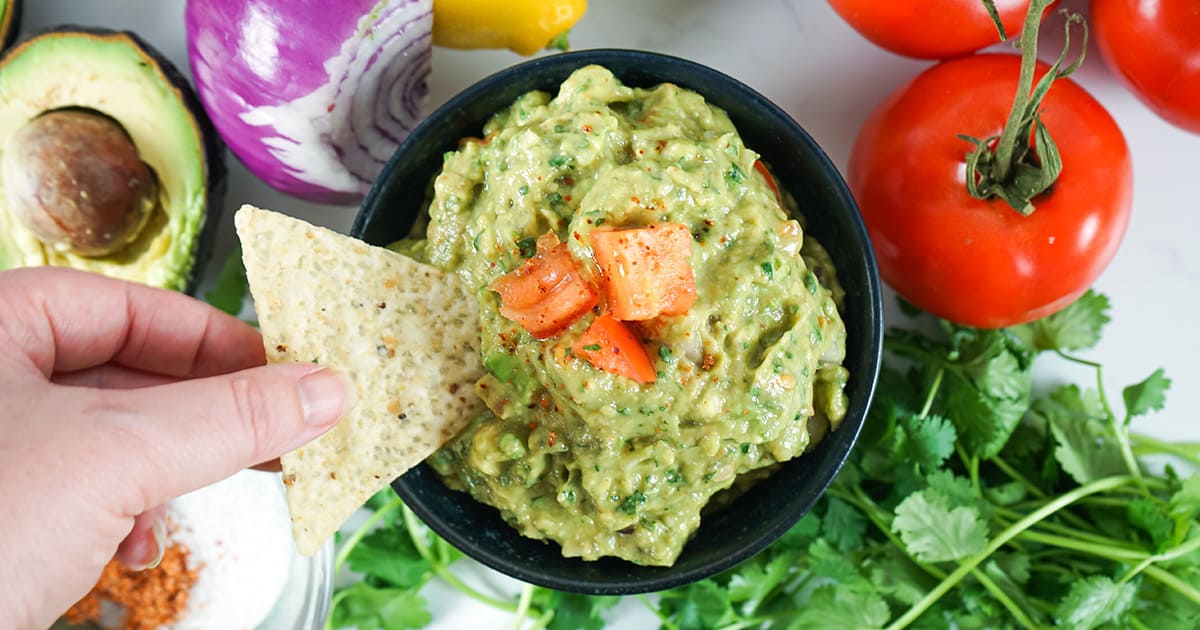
[401,65,848,566]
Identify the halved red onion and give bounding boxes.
[186,0,432,205]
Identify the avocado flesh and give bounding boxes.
[0,29,219,292]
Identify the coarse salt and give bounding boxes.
[165,470,295,629]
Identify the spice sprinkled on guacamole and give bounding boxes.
[396,65,849,566]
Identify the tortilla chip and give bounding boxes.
[235,205,485,555]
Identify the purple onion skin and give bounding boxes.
[186,0,431,205]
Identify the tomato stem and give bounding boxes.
[980,0,1007,42]
[961,0,1088,216]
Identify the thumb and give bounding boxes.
[100,363,350,509]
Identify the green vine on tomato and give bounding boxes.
[848,0,1132,328]
[961,0,1086,216]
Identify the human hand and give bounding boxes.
[0,267,350,629]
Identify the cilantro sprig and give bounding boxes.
[321,290,1200,629]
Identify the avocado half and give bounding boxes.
[0,0,20,51]
[0,27,225,294]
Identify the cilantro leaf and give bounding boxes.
[806,538,867,587]
[983,480,1027,506]
[1055,576,1136,629]
[893,489,989,563]
[658,579,736,629]
[923,470,985,515]
[346,526,431,589]
[992,551,1031,585]
[1123,368,1171,421]
[1035,385,1125,484]
[789,585,890,629]
[534,590,617,630]
[777,511,822,548]
[1128,497,1175,551]
[1011,289,1110,352]
[517,236,538,259]
[822,496,867,553]
[867,546,935,606]
[942,370,1027,460]
[1170,475,1200,521]
[726,550,799,616]
[1050,420,1125,485]
[203,247,249,317]
[1133,567,1200,630]
[901,412,957,471]
[940,330,1032,458]
[331,582,432,630]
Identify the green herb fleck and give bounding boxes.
[724,163,746,189]
[516,236,537,259]
[618,491,647,515]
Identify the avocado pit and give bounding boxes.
[2,108,158,257]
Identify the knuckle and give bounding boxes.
[227,376,277,458]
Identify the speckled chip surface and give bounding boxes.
[235,205,485,556]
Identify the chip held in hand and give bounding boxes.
[235,205,486,555]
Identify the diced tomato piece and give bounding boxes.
[589,223,697,321]
[572,315,657,384]
[490,236,598,339]
[754,159,782,206]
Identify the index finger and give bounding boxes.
[0,267,267,378]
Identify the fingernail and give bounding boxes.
[298,368,351,427]
[128,517,166,571]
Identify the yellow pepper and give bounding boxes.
[432,0,588,56]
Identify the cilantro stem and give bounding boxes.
[956,445,981,495]
[1057,351,1147,492]
[1030,559,1105,577]
[1129,616,1154,630]
[639,594,680,630]
[400,505,531,614]
[1013,529,1149,561]
[835,487,949,581]
[999,511,1140,551]
[987,456,1046,499]
[1130,435,1200,469]
[886,475,1135,630]
[526,607,555,630]
[969,569,1038,629]
[1143,565,1200,607]
[1119,534,1200,585]
[986,457,1103,534]
[334,496,405,572]
[323,590,352,630]
[918,367,944,419]
[512,584,534,630]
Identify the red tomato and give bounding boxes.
[590,223,697,321]
[848,54,1132,328]
[572,315,657,383]
[1093,0,1200,134]
[826,0,1047,59]
[490,240,597,339]
[753,160,782,206]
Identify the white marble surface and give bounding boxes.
[22,1,1200,627]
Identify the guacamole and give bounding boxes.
[403,66,848,566]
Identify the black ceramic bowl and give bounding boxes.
[353,49,883,595]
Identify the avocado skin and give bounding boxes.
[0,0,21,52]
[0,25,228,296]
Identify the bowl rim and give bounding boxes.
[354,47,883,595]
